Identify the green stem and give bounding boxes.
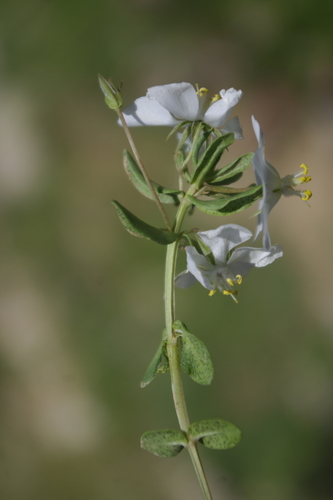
[164,188,213,500]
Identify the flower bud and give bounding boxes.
[98,74,122,110]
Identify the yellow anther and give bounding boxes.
[299,175,312,184]
[196,87,209,97]
[209,289,217,296]
[236,275,242,285]
[302,190,312,201]
[226,278,235,287]
[211,94,221,102]
[300,163,309,175]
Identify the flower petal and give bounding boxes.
[228,245,282,277]
[185,247,215,290]
[220,116,243,139]
[120,96,179,127]
[204,88,242,128]
[175,270,197,288]
[198,224,252,264]
[147,83,199,121]
[255,244,283,267]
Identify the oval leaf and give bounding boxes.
[188,419,242,450]
[173,320,214,385]
[112,200,179,245]
[123,150,182,205]
[191,133,235,187]
[141,429,187,458]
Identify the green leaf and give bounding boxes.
[187,185,262,216]
[141,429,187,458]
[141,340,165,388]
[191,133,235,187]
[173,320,214,385]
[191,131,210,168]
[123,150,182,205]
[112,200,179,244]
[208,153,254,185]
[188,419,242,450]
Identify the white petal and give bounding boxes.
[220,116,243,139]
[255,244,283,267]
[185,247,215,290]
[147,83,199,121]
[198,224,252,264]
[228,246,273,277]
[251,115,265,148]
[204,88,242,128]
[120,96,179,127]
[174,270,197,288]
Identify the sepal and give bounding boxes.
[173,320,214,385]
[141,429,187,457]
[112,200,179,244]
[123,150,182,205]
[188,419,242,450]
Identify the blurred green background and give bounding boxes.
[1,0,333,499]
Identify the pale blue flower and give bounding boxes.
[252,116,312,249]
[176,224,283,302]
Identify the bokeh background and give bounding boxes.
[1,0,333,499]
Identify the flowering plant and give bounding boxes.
[99,77,311,500]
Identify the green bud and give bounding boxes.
[98,74,122,110]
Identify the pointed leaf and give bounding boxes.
[112,200,179,244]
[187,185,262,216]
[188,419,242,450]
[141,429,187,457]
[173,320,213,385]
[191,133,235,187]
[208,153,253,185]
[141,338,167,388]
[192,131,210,168]
[123,150,182,205]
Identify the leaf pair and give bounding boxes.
[141,419,242,458]
[141,321,213,388]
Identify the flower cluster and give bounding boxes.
[119,82,311,301]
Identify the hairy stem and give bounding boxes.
[164,188,213,500]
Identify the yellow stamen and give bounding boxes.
[196,87,209,97]
[211,94,221,102]
[226,278,235,287]
[209,290,217,296]
[299,175,312,183]
[236,274,242,285]
[302,190,312,201]
[223,289,239,303]
[300,163,309,175]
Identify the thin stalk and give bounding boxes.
[164,188,213,500]
[117,109,172,231]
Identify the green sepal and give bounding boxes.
[208,153,254,185]
[166,121,191,142]
[123,150,182,205]
[173,320,214,385]
[187,185,262,216]
[141,429,187,458]
[112,200,179,244]
[191,133,235,187]
[141,333,168,388]
[195,234,215,265]
[188,419,242,450]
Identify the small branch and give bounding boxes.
[117,109,172,232]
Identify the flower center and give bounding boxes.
[280,163,312,202]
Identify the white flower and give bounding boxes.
[120,82,243,139]
[175,224,283,302]
[252,116,312,249]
